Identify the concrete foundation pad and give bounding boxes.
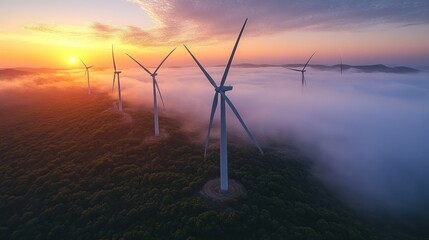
[200,178,246,202]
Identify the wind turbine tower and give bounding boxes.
[126,48,176,136]
[79,58,93,95]
[185,19,263,193]
[112,45,123,112]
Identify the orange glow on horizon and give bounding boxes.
[1,23,428,68]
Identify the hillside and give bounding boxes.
[0,89,424,239]
[0,69,31,80]
[233,63,420,73]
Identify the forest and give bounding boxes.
[0,88,427,240]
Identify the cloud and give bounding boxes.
[24,24,59,34]
[0,69,88,92]
[127,0,429,40]
[2,67,429,219]
[91,22,121,38]
[21,1,429,48]
[116,66,429,217]
[23,23,93,41]
[25,22,122,42]
[88,22,157,45]
[24,22,195,47]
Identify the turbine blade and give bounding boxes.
[289,68,302,72]
[79,58,87,68]
[154,47,176,74]
[154,79,166,110]
[204,92,219,159]
[183,44,218,88]
[220,18,247,87]
[302,51,316,71]
[222,93,263,154]
[126,53,152,75]
[112,74,116,93]
[112,45,117,72]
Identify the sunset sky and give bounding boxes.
[1,0,429,68]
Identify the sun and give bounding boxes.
[69,57,76,64]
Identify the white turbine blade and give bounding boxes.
[289,68,302,72]
[154,79,166,110]
[88,66,94,69]
[126,53,152,75]
[183,44,218,88]
[154,47,176,74]
[112,45,117,72]
[222,93,264,154]
[204,92,219,158]
[79,58,87,68]
[112,74,116,93]
[220,18,247,88]
[302,51,316,71]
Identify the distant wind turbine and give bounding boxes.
[340,56,343,75]
[111,45,123,112]
[289,51,316,87]
[79,58,93,95]
[184,18,263,193]
[126,48,176,136]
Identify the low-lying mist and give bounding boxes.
[1,66,428,218]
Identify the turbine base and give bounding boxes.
[200,178,246,202]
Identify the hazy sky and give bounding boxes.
[1,0,429,68]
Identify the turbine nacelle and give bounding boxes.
[215,86,233,93]
[115,71,122,74]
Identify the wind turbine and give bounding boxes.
[184,18,263,193]
[79,58,93,95]
[111,45,123,112]
[126,48,176,136]
[289,51,316,87]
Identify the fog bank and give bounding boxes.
[1,66,429,217]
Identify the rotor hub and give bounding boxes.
[215,85,233,93]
